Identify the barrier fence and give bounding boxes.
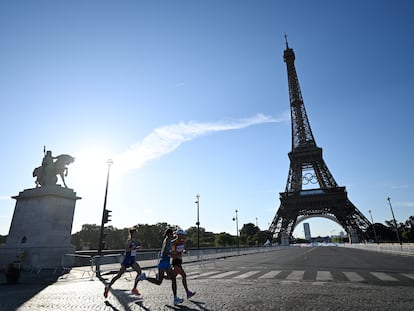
[341,242,414,256]
[55,243,413,279]
[55,246,279,279]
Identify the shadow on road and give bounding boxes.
[163,300,212,311]
[0,269,60,310]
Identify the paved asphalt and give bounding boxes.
[1,248,413,310]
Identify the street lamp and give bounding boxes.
[195,193,200,252]
[98,159,114,259]
[368,210,378,244]
[233,209,239,254]
[387,197,402,246]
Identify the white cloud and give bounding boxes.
[399,201,414,208]
[391,184,410,189]
[114,113,288,175]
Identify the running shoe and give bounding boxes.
[131,288,141,295]
[173,296,184,305]
[137,272,146,281]
[104,286,109,298]
[186,291,196,299]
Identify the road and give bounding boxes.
[200,245,414,286]
[1,246,413,310]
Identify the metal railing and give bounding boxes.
[341,243,414,256]
[51,243,414,280]
[55,246,280,279]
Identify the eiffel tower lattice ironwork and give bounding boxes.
[269,38,371,244]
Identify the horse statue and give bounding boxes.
[33,153,75,188]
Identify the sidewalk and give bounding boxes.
[0,248,252,310]
[0,260,207,311]
[0,269,60,311]
[0,251,208,310]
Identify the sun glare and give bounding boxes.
[70,149,114,191]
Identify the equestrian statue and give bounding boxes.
[33,149,75,188]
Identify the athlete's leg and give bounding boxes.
[108,265,127,287]
[166,267,177,297]
[168,267,183,305]
[146,268,165,285]
[174,265,189,292]
[104,265,127,298]
[132,262,143,289]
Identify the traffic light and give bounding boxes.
[103,209,112,224]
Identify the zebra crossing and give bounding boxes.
[186,269,414,284]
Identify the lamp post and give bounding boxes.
[368,210,378,244]
[195,193,200,252]
[387,197,402,246]
[233,209,239,255]
[97,159,113,260]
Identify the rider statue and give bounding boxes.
[33,148,75,188]
[41,150,57,186]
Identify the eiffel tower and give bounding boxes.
[269,38,371,244]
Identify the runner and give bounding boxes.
[103,227,146,298]
[144,228,184,305]
[172,229,196,299]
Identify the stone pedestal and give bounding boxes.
[3,186,81,270]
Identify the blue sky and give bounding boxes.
[0,1,413,239]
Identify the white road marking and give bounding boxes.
[233,271,261,279]
[401,273,414,280]
[343,272,365,282]
[259,271,282,279]
[286,270,304,281]
[316,271,333,281]
[370,272,398,281]
[197,271,221,277]
[209,271,240,278]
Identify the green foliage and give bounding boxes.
[214,232,233,246]
[104,226,127,250]
[253,230,271,246]
[70,222,269,251]
[184,226,199,248]
[69,215,414,250]
[71,222,180,251]
[383,217,414,243]
[135,222,173,249]
[240,223,267,246]
[71,224,100,250]
[184,226,216,248]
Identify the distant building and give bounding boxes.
[303,223,312,241]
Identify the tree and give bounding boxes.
[403,216,414,241]
[215,232,233,247]
[135,222,173,249]
[71,224,101,250]
[104,226,127,250]
[184,226,216,248]
[370,223,398,242]
[185,226,204,248]
[202,230,216,247]
[240,223,260,246]
[253,230,270,246]
[69,214,414,251]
